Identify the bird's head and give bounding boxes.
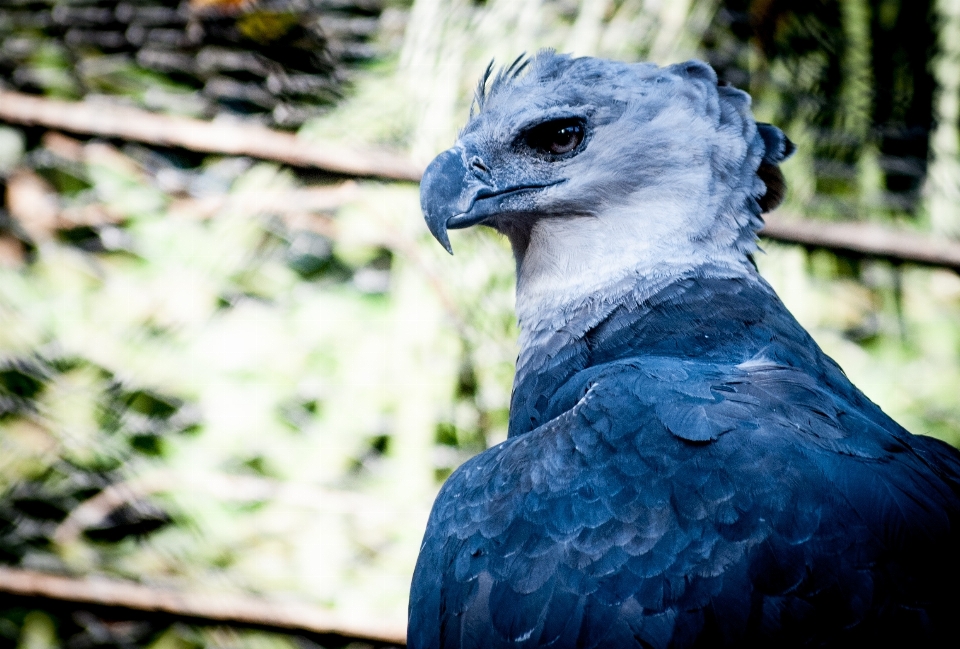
[421,52,793,324]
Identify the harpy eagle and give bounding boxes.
[410,53,960,648]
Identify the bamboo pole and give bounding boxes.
[0,566,406,646]
[927,0,960,236]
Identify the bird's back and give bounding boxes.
[408,276,960,648]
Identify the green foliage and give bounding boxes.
[0,119,518,640]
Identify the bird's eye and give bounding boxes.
[524,119,586,156]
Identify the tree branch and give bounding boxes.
[0,566,406,647]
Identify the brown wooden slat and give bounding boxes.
[0,90,422,183]
[2,90,959,271]
[760,215,960,272]
[0,566,406,646]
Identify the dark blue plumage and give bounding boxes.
[410,52,960,647]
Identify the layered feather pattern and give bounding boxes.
[411,279,960,648]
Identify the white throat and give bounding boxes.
[514,199,758,342]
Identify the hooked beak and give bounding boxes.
[420,148,560,254]
[421,149,472,254]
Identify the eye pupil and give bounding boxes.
[525,119,585,156]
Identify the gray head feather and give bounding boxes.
[420,51,793,331]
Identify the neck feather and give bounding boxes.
[513,202,759,345]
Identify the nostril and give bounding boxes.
[469,156,490,175]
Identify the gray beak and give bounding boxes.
[420,147,562,254]
[420,148,470,255]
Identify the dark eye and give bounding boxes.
[524,118,586,156]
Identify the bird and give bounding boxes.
[409,52,960,648]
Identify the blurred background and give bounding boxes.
[1,0,960,647]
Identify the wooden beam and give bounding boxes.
[3,90,960,272]
[0,90,422,183]
[760,215,960,272]
[0,566,406,647]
